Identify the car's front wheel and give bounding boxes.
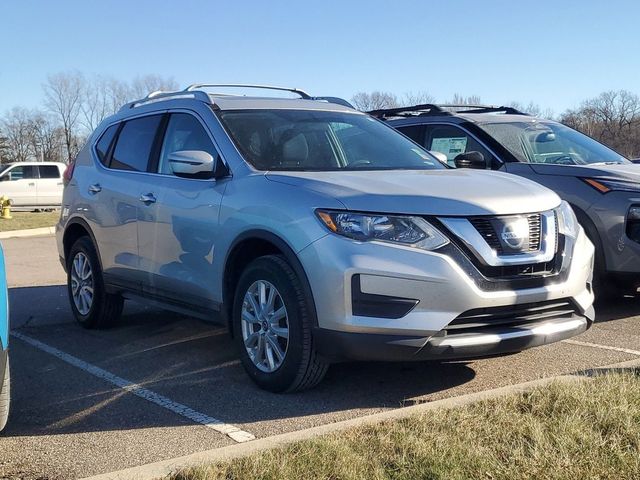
[233,255,328,392]
[67,237,124,329]
[0,356,9,432]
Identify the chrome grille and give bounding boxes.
[470,213,543,254]
[527,214,541,251]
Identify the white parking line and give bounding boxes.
[11,330,256,443]
[562,339,640,357]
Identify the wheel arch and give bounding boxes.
[222,230,318,336]
[62,217,103,272]
[570,203,605,270]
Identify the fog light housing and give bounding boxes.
[626,206,640,243]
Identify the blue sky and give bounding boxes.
[1,0,639,114]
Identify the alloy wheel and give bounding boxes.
[70,252,94,315]
[240,280,289,373]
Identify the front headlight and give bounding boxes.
[556,200,579,239]
[583,178,640,194]
[315,210,449,251]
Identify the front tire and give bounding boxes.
[0,357,9,432]
[67,237,124,329]
[233,255,328,392]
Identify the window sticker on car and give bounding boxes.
[430,137,468,160]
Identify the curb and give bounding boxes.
[80,373,589,480]
[0,226,55,239]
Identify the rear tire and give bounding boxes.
[0,357,9,433]
[67,237,124,329]
[233,255,328,392]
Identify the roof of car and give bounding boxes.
[208,95,357,113]
[119,84,357,114]
[455,112,547,124]
[372,105,555,126]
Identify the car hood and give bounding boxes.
[529,162,640,180]
[266,169,560,216]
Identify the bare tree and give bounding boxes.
[561,90,640,157]
[507,101,555,119]
[447,94,482,105]
[29,111,65,162]
[80,75,113,132]
[129,74,179,99]
[44,72,84,162]
[401,90,436,107]
[351,91,399,111]
[0,134,9,164]
[1,107,35,162]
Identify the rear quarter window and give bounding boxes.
[38,166,61,179]
[95,124,119,166]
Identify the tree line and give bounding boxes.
[1,75,639,163]
[0,72,177,164]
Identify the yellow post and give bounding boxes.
[0,196,12,220]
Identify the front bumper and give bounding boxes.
[314,313,591,362]
[299,227,594,361]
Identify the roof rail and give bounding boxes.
[121,84,352,111]
[312,96,355,109]
[440,104,528,115]
[121,90,212,111]
[367,104,449,118]
[184,83,312,99]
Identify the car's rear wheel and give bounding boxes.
[0,357,9,433]
[67,237,124,329]
[233,255,328,392]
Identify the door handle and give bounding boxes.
[88,184,102,194]
[139,193,156,204]
[28,182,35,187]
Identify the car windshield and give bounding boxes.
[218,109,446,171]
[479,121,629,165]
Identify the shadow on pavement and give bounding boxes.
[5,285,480,438]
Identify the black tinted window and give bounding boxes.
[111,115,162,171]
[38,165,60,178]
[8,165,37,180]
[95,124,119,166]
[398,125,426,144]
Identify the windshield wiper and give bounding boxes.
[589,161,623,166]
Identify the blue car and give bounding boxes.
[0,245,8,432]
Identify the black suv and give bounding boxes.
[373,104,640,297]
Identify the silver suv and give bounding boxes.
[56,85,595,392]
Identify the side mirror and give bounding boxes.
[0,175,7,182]
[168,150,214,177]
[454,151,487,169]
[428,151,449,164]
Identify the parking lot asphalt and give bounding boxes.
[1,235,640,479]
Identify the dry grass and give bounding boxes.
[0,211,59,232]
[174,372,640,480]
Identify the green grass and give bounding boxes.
[0,210,59,232]
[174,373,640,480]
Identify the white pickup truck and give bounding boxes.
[0,162,66,209]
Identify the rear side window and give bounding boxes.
[95,124,119,166]
[111,115,163,172]
[38,166,61,179]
